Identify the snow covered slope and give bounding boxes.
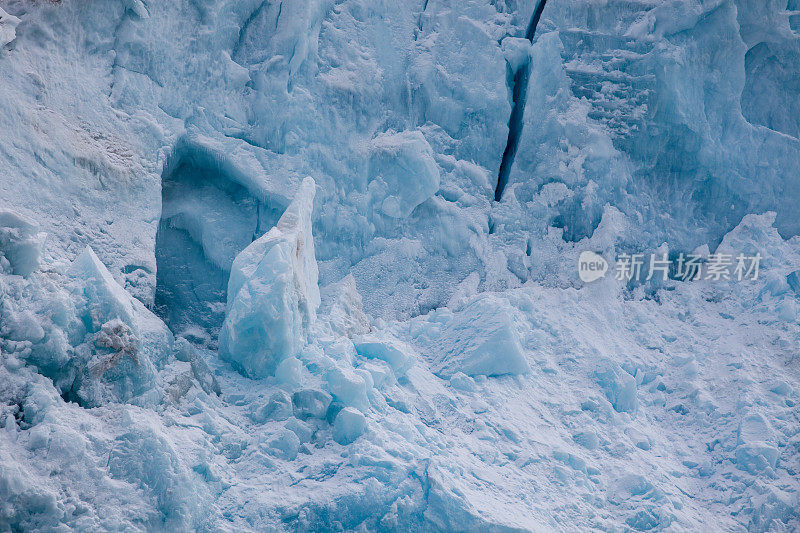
[1,0,799,530]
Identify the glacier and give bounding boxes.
[1,0,800,530]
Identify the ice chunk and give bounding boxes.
[594,360,638,414]
[501,36,532,72]
[219,177,319,378]
[353,335,415,377]
[358,360,395,390]
[767,380,792,397]
[292,389,332,420]
[573,430,600,450]
[69,246,138,329]
[284,418,313,444]
[249,391,293,424]
[787,270,800,295]
[0,209,45,277]
[419,295,530,378]
[449,372,477,392]
[626,509,671,531]
[266,429,300,461]
[0,7,20,48]
[1,310,45,343]
[325,365,370,412]
[735,414,779,475]
[275,356,302,386]
[446,271,481,311]
[366,130,440,218]
[173,338,220,396]
[107,427,205,529]
[332,407,367,445]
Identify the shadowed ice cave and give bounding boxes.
[154,143,282,345]
[742,41,800,138]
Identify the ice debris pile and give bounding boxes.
[2,0,800,530]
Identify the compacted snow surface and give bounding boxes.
[1,0,800,530]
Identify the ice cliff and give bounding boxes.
[1,0,800,530]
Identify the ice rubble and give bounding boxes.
[5,206,800,531]
[1,0,800,530]
[66,246,171,407]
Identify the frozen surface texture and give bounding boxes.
[1,0,800,530]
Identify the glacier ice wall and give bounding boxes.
[1,0,800,530]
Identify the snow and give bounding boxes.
[1,0,800,530]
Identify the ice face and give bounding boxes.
[1,0,800,530]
